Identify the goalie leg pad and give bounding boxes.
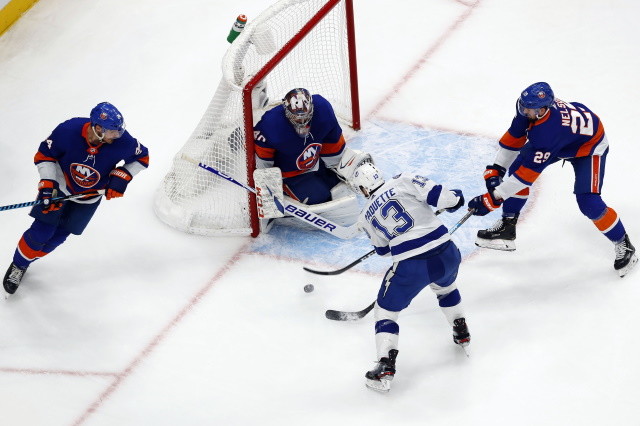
[253,167,285,219]
[284,190,360,227]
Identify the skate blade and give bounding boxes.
[365,378,392,393]
[618,254,638,277]
[475,238,516,251]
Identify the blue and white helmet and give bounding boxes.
[282,88,313,137]
[351,163,384,197]
[517,82,554,116]
[90,102,126,137]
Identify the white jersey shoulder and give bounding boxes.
[358,173,452,261]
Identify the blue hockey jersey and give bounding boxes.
[253,94,345,178]
[498,99,607,187]
[34,118,149,199]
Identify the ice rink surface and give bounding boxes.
[0,0,639,425]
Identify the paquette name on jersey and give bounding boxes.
[364,188,397,222]
[70,163,101,188]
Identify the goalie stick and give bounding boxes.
[182,155,359,239]
[325,209,475,321]
[304,211,444,276]
[0,190,105,212]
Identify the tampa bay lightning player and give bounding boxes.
[351,163,469,393]
[468,82,637,277]
[2,102,149,298]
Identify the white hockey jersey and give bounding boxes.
[358,173,460,261]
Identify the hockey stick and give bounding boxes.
[303,211,444,276]
[325,208,475,321]
[0,189,105,212]
[182,155,359,239]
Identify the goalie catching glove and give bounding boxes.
[333,147,374,190]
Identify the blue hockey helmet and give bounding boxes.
[517,82,554,117]
[90,102,126,138]
[282,88,313,137]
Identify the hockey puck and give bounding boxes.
[303,284,314,293]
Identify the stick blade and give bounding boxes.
[302,266,334,276]
[325,302,375,321]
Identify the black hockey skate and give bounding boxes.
[3,262,27,298]
[365,349,398,393]
[614,234,638,278]
[475,216,518,251]
[453,318,470,347]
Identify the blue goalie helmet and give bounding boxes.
[517,82,554,116]
[90,102,126,137]
[283,88,314,137]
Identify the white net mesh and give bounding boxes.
[154,0,357,236]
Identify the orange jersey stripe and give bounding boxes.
[255,145,276,160]
[499,131,527,150]
[34,152,57,164]
[593,207,618,232]
[135,155,150,167]
[515,187,530,196]
[319,134,346,155]
[514,165,541,185]
[576,121,605,157]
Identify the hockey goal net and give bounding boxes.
[154,0,360,237]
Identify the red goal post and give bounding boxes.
[154,0,360,237]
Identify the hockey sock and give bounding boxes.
[502,187,528,217]
[576,193,626,242]
[13,220,61,268]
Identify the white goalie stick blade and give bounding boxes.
[253,167,285,219]
[475,237,516,252]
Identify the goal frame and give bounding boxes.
[242,0,360,236]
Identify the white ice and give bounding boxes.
[0,0,639,425]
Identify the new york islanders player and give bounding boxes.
[253,88,371,228]
[468,82,637,277]
[351,163,469,393]
[2,102,149,297]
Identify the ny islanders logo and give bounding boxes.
[70,163,100,188]
[296,143,322,171]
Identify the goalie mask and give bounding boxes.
[283,88,314,138]
[351,163,385,198]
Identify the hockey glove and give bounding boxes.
[37,179,63,213]
[446,189,464,213]
[484,164,506,192]
[468,191,502,216]
[106,167,132,200]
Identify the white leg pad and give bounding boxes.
[253,167,285,219]
[282,190,359,227]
